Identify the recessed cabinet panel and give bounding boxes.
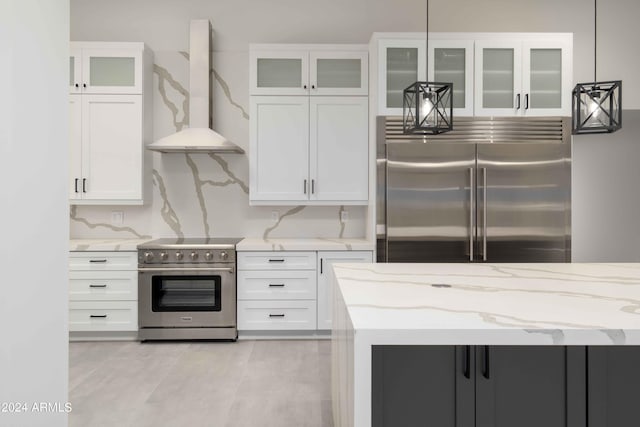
[310,51,368,95]
[81,48,143,94]
[81,95,142,201]
[250,97,310,201]
[257,58,303,88]
[89,57,136,88]
[310,97,368,202]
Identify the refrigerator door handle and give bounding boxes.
[469,167,474,261]
[482,167,488,261]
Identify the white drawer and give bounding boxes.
[237,300,316,330]
[238,270,316,300]
[69,301,138,332]
[237,251,316,270]
[69,251,137,271]
[69,270,137,301]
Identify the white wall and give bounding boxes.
[0,1,69,426]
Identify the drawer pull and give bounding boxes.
[268,284,285,287]
[89,259,108,263]
[269,314,285,318]
[89,284,107,288]
[90,314,107,319]
[268,259,285,263]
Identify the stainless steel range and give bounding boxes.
[137,238,240,341]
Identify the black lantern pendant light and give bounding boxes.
[403,0,453,135]
[572,0,622,134]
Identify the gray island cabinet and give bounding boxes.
[331,263,640,427]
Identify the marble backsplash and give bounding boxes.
[70,51,368,240]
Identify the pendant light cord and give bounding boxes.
[594,0,597,82]
[425,0,429,80]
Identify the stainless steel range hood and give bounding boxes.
[147,20,244,154]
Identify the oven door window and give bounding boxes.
[151,275,222,312]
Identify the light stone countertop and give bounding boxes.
[333,262,640,345]
[69,238,152,251]
[236,237,375,252]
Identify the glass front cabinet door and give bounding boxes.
[310,51,368,96]
[378,39,426,116]
[428,39,475,116]
[475,40,523,117]
[250,51,309,96]
[70,43,143,95]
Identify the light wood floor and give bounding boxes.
[69,340,333,427]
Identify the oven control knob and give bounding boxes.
[204,251,214,261]
[190,251,199,261]
[175,251,183,260]
[220,251,228,260]
[159,251,168,261]
[144,251,154,262]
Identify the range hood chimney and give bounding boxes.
[147,20,244,154]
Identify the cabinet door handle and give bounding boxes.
[482,345,491,379]
[268,258,285,263]
[516,94,521,110]
[320,258,323,274]
[268,283,285,287]
[74,178,79,193]
[89,259,107,263]
[269,314,285,318]
[89,284,107,288]
[90,314,107,319]
[463,345,471,379]
[311,179,315,194]
[82,178,87,193]
[312,84,316,89]
[525,93,529,110]
[74,83,79,89]
[83,83,87,89]
[303,84,307,89]
[303,179,307,194]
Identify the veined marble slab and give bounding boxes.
[237,237,374,252]
[333,262,640,345]
[331,263,640,427]
[70,238,152,251]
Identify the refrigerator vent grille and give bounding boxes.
[384,116,570,144]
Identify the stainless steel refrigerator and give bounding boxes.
[377,116,571,263]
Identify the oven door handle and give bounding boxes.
[138,267,234,274]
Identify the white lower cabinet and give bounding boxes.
[316,251,373,330]
[69,251,138,333]
[237,249,373,333]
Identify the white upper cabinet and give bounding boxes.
[475,36,572,116]
[70,42,144,94]
[372,33,572,117]
[250,46,368,96]
[249,44,369,206]
[69,41,152,205]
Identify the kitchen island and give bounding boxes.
[331,263,640,427]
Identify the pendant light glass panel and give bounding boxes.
[572,80,622,134]
[403,81,453,134]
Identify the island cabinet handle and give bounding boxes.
[269,314,285,318]
[268,259,285,263]
[482,345,491,379]
[463,346,471,379]
[268,283,285,288]
[89,259,107,263]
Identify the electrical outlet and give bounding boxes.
[340,210,349,222]
[111,211,124,225]
[271,211,279,223]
